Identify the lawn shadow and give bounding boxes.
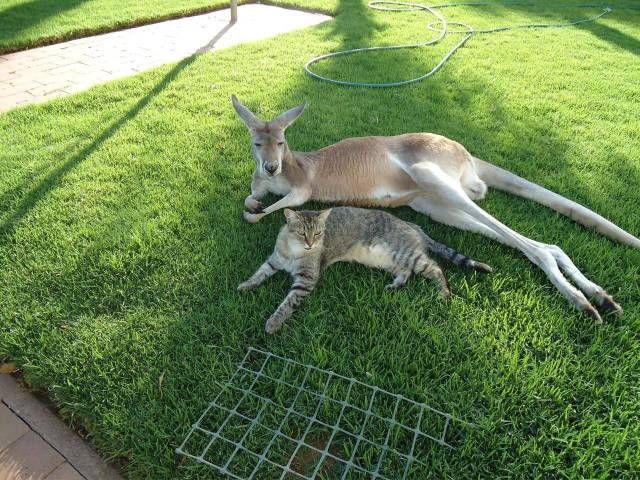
[0,0,88,40]
[0,20,234,241]
[325,0,384,45]
[576,20,640,56]
[483,1,640,56]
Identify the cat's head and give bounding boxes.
[283,209,331,251]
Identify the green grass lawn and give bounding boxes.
[0,0,338,54]
[1,0,640,478]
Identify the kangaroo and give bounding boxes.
[231,95,640,322]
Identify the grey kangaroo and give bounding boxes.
[232,95,640,322]
[238,207,491,333]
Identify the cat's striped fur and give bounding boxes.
[238,206,491,334]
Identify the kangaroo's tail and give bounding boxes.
[412,226,492,273]
[474,157,640,249]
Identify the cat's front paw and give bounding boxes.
[244,211,265,223]
[265,317,283,334]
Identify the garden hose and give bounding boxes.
[304,2,613,87]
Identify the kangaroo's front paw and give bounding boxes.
[265,317,283,334]
[248,203,264,214]
[243,211,265,223]
[244,197,264,213]
[237,281,253,292]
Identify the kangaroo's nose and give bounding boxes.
[265,164,277,175]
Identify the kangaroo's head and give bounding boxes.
[231,95,306,177]
[283,209,331,251]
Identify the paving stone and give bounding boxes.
[0,403,29,451]
[0,431,64,480]
[45,462,85,480]
[0,93,34,111]
[1,80,44,93]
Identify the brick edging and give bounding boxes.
[0,374,122,480]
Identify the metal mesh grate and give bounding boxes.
[176,347,471,479]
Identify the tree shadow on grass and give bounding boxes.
[325,0,384,45]
[483,1,640,56]
[0,21,234,241]
[0,0,87,41]
[576,20,640,56]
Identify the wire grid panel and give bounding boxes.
[176,347,468,479]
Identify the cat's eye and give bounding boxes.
[314,232,322,237]
[254,142,262,147]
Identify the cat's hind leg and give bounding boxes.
[413,254,451,299]
[385,271,410,290]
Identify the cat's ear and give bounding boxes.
[284,209,299,224]
[318,209,332,223]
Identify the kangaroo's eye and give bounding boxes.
[277,141,284,146]
[254,142,262,147]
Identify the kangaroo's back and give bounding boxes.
[302,133,476,206]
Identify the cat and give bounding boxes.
[238,207,492,334]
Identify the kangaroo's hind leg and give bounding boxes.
[405,162,611,321]
[533,241,622,314]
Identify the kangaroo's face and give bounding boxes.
[250,125,286,177]
[231,95,306,178]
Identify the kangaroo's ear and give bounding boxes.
[231,95,263,130]
[318,209,332,223]
[272,101,307,130]
[284,209,299,224]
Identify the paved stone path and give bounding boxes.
[0,4,331,112]
[0,374,122,479]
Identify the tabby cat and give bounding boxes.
[238,207,492,333]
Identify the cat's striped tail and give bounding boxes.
[413,226,492,273]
